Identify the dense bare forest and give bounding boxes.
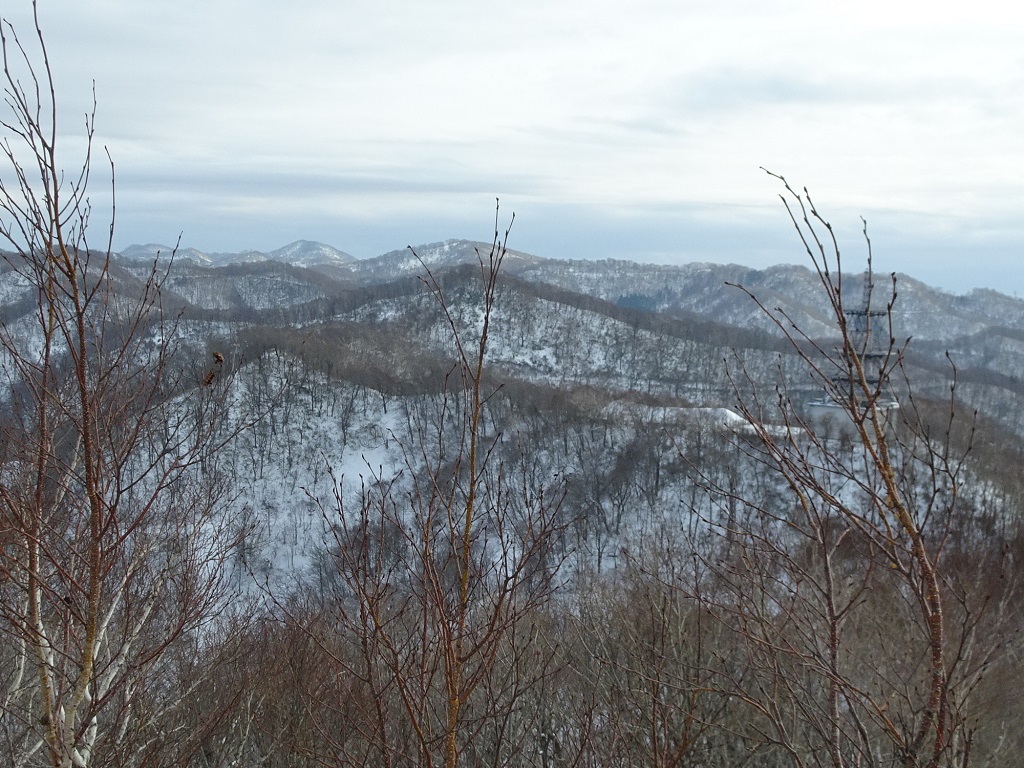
[1,7,1022,768]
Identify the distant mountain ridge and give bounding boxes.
[114,237,1024,344]
[10,233,1024,442]
[117,240,357,269]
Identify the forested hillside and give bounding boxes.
[6,216,1023,766]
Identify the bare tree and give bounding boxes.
[287,212,571,768]
[688,173,1021,767]
[0,5,240,766]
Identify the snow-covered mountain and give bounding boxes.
[117,236,1024,344]
[118,242,214,265]
[356,242,1024,345]
[107,248,1018,430]
[514,258,1024,343]
[268,240,356,268]
[116,240,356,270]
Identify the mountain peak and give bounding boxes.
[118,240,357,269]
[117,243,212,265]
[269,241,356,267]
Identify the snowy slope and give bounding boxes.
[269,240,356,267]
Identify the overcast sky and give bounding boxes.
[3,1,1023,294]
